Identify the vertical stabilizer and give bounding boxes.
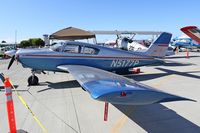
[145,32,172,58]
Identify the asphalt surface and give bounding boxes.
[0,51,200,133]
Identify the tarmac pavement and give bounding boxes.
[0,52,199,133]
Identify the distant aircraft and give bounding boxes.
[0,43,16,56]
[93,30,158,51]
[105,37,175,56]
[104,36,148,51]
[4,49,17,57]
[171,34,200,50]
[181,26,200,44]
[97,31,174,56]
[7,32,193,105]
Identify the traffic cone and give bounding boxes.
[4,77,17,133]
[186,48,189,58]
[176,47,179,54]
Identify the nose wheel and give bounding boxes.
[28,75,39,86]
[28,70,39,86]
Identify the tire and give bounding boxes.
[28,75,39,86]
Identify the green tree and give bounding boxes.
[19,40,31,48]
[28,38,45,47]
[1,40,6,43]
[35,38,45,47]
[19,38,45,48]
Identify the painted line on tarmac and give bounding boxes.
[110,109,133,133]
[110,114,128,133]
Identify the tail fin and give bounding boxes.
[145,32,172,58]
[181,26,200,44]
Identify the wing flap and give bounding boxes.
[58,65,193,105]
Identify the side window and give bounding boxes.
[63,45,80,53]
[81,46,99,54]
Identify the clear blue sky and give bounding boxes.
[1,0,200,43]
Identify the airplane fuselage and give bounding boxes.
[16,42,161,74]
[172,38,200,49]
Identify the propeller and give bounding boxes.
[127,33,135,43]
[128,38,133,43]
[7,55,15,70]
[123,37,129,42]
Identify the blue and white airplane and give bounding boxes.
[171,35,200,50]
[7,32,193,105]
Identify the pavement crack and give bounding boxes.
[27,88,79,133]
[70,89,82,133]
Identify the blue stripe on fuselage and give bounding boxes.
[19,55,159,73]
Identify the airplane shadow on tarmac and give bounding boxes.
[126,73,169,82]
[165,55,200,59]
[148,61,195,67]
[0,85,18,91]
[118,66,200,133]
[113,104,200,133]
[126,67,200,81]
[161,62,195,67]
[156,67,200,80]
[37,80,80,93]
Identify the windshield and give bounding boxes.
[174,38,191,43]
[50,43,64,52]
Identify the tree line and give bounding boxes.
[19,38,45,48]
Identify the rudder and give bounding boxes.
[145,32,172,58]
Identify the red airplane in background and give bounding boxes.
[181,26,200,44]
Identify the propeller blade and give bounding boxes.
[128,39,133,43]
[123,37,129,42]
[8,55,15,70]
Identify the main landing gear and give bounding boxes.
[28,70,39,86]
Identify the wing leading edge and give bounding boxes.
[57,65,194,105]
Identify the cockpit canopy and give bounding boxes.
[50,42,99,55]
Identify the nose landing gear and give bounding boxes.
[28,70,39,86]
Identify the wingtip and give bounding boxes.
[180,26,197,31]
[186,99,197,102]
[156,96,196,103]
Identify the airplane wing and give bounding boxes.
[90,30,162,35]
[181,26,200,44]
[57,65,193,105]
